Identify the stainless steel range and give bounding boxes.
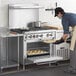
[19,30,63,66]
[24,30,55,58]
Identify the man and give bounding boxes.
[54,7,76,73]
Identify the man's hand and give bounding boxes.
[53,34,69,44]
[53,37,64,44]
[66,36,71,43]
[62,34,69,41]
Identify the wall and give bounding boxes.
[57,0,76,13]
[1,0,76,28]
[0,0,62,28]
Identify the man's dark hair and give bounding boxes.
[55,7,65,17]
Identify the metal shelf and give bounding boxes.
[0,35,20,72]
[0,60,18,69]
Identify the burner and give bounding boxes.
[10,27,51,34]
[10,29,30,34]
[29,27,51,31]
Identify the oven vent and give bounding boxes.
[54,48,70,60]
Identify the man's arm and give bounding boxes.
[62,17,70,41]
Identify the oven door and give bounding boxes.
[28,56,63,64]
[24,41,63,64]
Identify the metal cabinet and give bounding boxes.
[0,35,20,73]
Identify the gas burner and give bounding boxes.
[10,27,51,34]
[10,29,30,34]
[29,27,51,31]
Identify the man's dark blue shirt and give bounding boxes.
[62,13,76,34]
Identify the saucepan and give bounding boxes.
[27,21,41,28]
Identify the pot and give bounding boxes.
[27,21,41,29]
[31,21,41,28]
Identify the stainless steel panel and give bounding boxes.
[54,43,70,60]
[0,36,19,70]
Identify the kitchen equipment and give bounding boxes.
[27,21,41,29]
[19,30,63,65]
[8,4,42,29]
[33,21,41,27]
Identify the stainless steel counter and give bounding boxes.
[0,33,22,72]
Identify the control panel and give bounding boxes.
[24,30,56,40]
